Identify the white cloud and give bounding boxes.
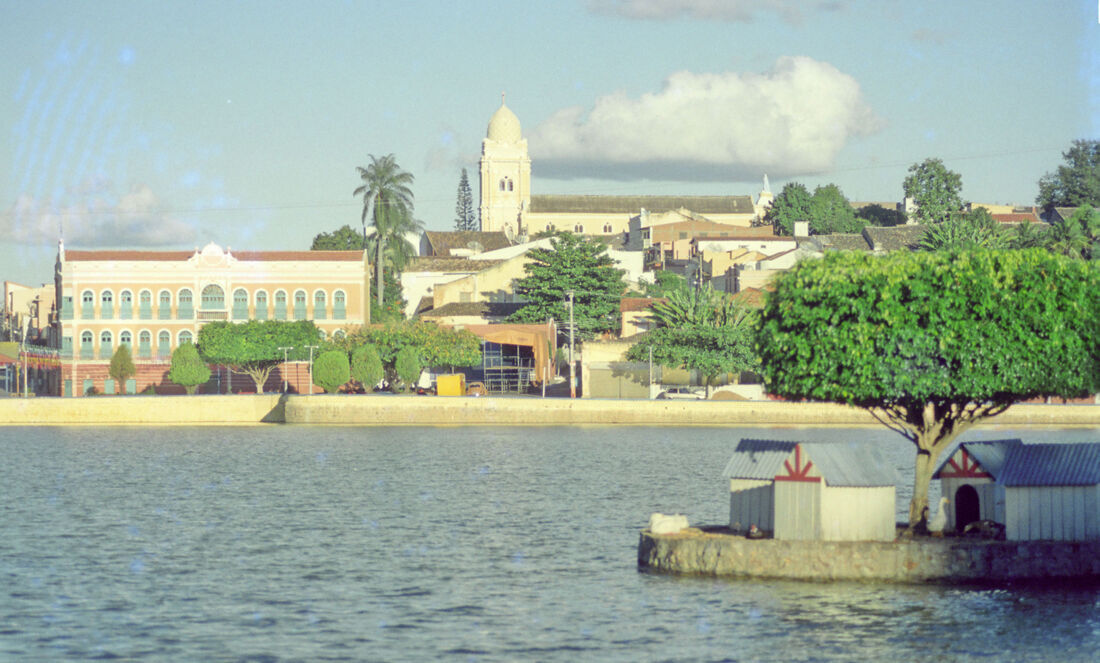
[2,183,198,247]
[588,0,843,23]
[528,56,881,181]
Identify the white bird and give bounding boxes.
[928,497,950,536]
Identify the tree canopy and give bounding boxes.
[168,342,210,395]
[626,314,756,396]
[454,168,477,231]
[354,154,420,311]
[1037,140,1100,211]
[341,320,482,387]
[197,320,322,393]
[108,343,136,394]
[311,225,366,250]
[508,231,627,339]
[918,208,1007,251]
[313,350,351,394]
[757,250,1100,527]
[767,182,865,235]
[903,158,963,224]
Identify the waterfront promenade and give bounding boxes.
[2,394,1100,426]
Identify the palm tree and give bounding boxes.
[354,154,415,309]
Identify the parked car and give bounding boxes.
[466,381,488,397]
[657,387,705,400]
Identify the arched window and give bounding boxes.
[119,290,133,319]
[119,330,132,347]
[177,289,194,319]
[158,290,172,319]
[274,290,288,320]
[499,179,506,191]
[99,330,113,359]
[138,330,152,358]
[157,331,171,357]
[179,330,194,345]
[603,223,613,233]
[313,290,327,320]
[574,224,584,234]
[333,290,346,320]
[232,288,249,320]
[293,290,307,320]
[99,291,113,320]
[139,290,153,319]
[81,290,95,319]
[80,330,94,359]
[507,179,514,192]
[334,329,346,340]
[255,290,269,320]
[201,284,225,310]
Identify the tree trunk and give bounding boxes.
[376,240,385,309]
[909,446,934,526]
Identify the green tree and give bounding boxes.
[454,168,477,231]
[765,182,812,235]
[108,343,136,394]
[1007,220,1050,249]
[919,208,1007,251]
[167,342,210,395]
[508,231,627,339]
[807,184,864,234]
[197,320,322,393]
[311,225,366,250]
[643,270,687,298]
[313,350,351,394]
[856,204,907,227]
[626,321,757,397]
[345,320,482,386]
[651,282,748,328]
[350,344,385,391]
[1047,204,1100,260]
[353,154,419,310]
[1037,140,1100,211]
[903,158,964,225]
[756,250,1100,528]
[394,346,422,392]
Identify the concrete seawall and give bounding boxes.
[638,529,1100,583]
[2,394,1100,426]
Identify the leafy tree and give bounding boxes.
[626,321,757,397]
[394,346,423,391]
[642,270,687,298]
[856,204,907,227]
[354,153,419,310]
[807,184,865,234]
[1047,204,1100,260]
[344,320,482,386]
[108,343,136,394]
[508,231,627,340]
[351,344,385,391]
[1037,140,1100,211]
[454,168,477,231]
[919,208,1007,251]
[197,320,322,393]
[1007,220,1050,249]
[757,250,1100,528]
[167,342,210,395]
[766,182,812,235]
[651,282,748,328]
[903,158,964,224]
[311,225,366,250]
[369,268,407,323]
[313,350,350,394]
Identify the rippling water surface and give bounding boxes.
[2,424,1099,661]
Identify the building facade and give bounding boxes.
[53,242,369,396]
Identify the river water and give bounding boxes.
[2,424,1099,662]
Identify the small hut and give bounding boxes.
[935,440,1100,541]
[722,439,898,541]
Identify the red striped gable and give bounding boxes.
[939,448,992,479]
[775,443,822,483]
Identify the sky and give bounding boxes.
[1,0,1097,285]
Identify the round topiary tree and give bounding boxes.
[351,344,385,392]
[394,346,422,392]
[108,343,136,395]
[168,342,211,395]
[313,350,351,394]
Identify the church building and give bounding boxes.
[478,98,772,241]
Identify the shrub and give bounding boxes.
[108,344,136,394]
[351,344,385,391]
[394,346,422,392]
[313,350,351,394]
[168,342,211,395]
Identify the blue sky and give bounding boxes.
[1,0,1097,284]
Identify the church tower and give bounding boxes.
[479,96,530,237]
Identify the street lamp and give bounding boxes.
[277,346,294,393]
[565,290,575,399]
[304,345,319,395]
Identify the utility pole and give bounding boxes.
[278,346,293,393]
[305,345,319,395]
[648,345,654,400]
[566,290,575,399]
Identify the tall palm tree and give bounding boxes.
[354,154,415,309]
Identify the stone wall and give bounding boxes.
[638,529,1100,583]
[0,394,286,425]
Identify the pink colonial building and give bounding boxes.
[52,241,370,396]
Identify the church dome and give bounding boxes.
[487,101,522,143]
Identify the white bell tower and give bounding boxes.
[479,94,531,235]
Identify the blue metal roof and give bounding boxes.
[999,442,1100,487]
[932,439,1022,479]
[723,439,899,487]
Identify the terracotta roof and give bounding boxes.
[403,257,502,273]
[422,231,512,256]
[991,213,1041,224]
[64,249,363,262]
[620,297,666,313]
[694,234,795,243]
[529,194,754,215]
[419,301,526,318]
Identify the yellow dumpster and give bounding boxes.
[435,374,466,396]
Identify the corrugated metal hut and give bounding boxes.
[722,439,898,541]
[932,439,1021,533]
[1000,443,1100,542]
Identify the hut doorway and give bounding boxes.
[955,484,980,531]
